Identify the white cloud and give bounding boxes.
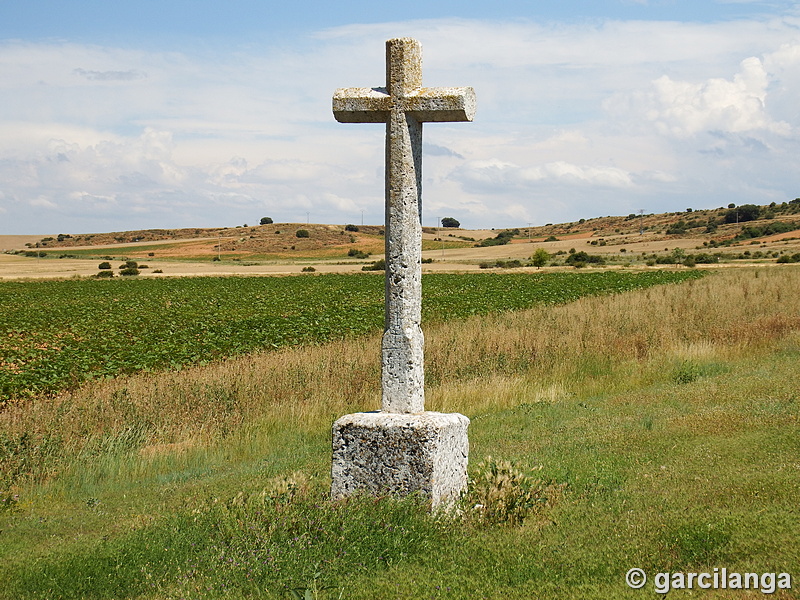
[610,56,792,137]
[3,15,800,232]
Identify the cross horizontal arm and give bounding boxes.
[334,86,476,124]
[333,87,390,123]
[405,87,476,122]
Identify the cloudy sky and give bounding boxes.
[2,1,800,234]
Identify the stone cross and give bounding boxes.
[333,37,475,414]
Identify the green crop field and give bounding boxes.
[0,271,701,403]
[1,267,798,600]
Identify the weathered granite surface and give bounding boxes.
[333,38,475,414]
[331,411,470,508]
[330,38,474,506]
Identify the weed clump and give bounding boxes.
[462,456,565,527]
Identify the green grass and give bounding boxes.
[0,271,701,402]
[2,345,797,599]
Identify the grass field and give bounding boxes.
[0,270,699,402]
[0,267,798,599]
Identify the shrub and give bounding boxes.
[295,229,310,238]
[724,204,761,223]
[260,217,273,225]
[361,259,386,271]
[119,260,138,270]
[530,248,550,269]
[301,266,316,272]
[344,224,359,232]
[463,457,564,527]
[119,268,140,276]
[95,271,114,278]
[478,230,516,247]
[666,221,688,235]
[348,248,370,259]
[98,262,112,270]
[565,251,604,267]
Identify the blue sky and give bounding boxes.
[2,1,800,234]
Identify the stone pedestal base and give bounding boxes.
[331,411,469,508]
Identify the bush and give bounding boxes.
[344,224,359,232]
[98,262,112,270]
[462,457,564,527]
[666,221,688,235]
[724,204,761,223]
[565,251,605,267]
[119,260,138,269]
[260,217,273,225]
[119,268,140,276]
[361,259,386,271]
[478,230,517,247]
[95,270,114,278]
[735,221,799,241]
[295,229,310,238]
[301,266,316,272]
[348,248,370,259]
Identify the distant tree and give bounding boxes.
[260,217,273,225]
[441,217,460,228]
[345,224,359,232]
[724,204,760,223]
[530,248,550,269]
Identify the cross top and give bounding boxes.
[333,38,474,414]
[333,38,476,124]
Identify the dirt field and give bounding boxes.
[2,215,798,280]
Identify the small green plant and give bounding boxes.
[119,267,140,276]
[530,248,550,269]
[302,266,316,272]
[348,248,370,259]
[463,457,564,527]
[95,270,114,278]
[98,261,112,270]
[344,224,359,232]
[296,229,310,238]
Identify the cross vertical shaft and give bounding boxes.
[383,39,425,413]
[333,38,475,414]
